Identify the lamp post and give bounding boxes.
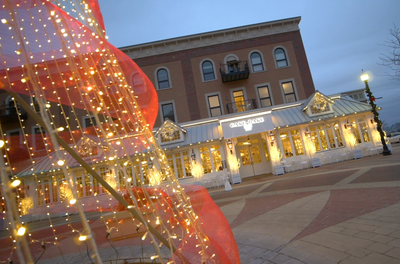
[360,72,391,156]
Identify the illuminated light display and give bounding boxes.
[0,1,239,263]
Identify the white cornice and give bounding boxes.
[120,17,301,59]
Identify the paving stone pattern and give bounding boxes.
[210,144,400,264]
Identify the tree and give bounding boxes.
[380,24,400,82]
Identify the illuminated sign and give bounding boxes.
[229,117,264,131]
[220,112,274,138]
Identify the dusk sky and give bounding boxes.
[98,0,400,126]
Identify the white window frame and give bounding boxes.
[200,58,217,82]
[248,50,266,73]
[273,46,291,69]
[255,83,274,108]
[205,92,223,117]
[279,129,305,158]
[159,100,178,123]
[154,67,172,90]
[279,79,298,103]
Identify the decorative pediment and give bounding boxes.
[302,91,334,117]
[77,136,100,157]
[154,119,186,145]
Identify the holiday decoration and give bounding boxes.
[0,1,239,263]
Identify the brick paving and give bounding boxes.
[209,144,400,264]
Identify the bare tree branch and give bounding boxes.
[379,24,400,82]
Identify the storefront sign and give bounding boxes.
[229,117,265,131]
[220,113,274,138]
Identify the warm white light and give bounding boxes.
[360,73,369,82]
[1,19,7,24]
[0,140,4,148]
[17,226,26,236]
[57,160,65,166]
[78,235,87,241]
[56,127,64,132]
[11,179,21,187]
[69,199,76,205]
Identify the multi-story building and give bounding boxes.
[121,17,315,126]
[118,16,379,182]
[0,16,382,214]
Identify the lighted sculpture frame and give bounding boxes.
[0,1,239,263]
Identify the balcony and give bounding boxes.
[0,104,28,123]
[226,99,257,114]
[220,61,249,83]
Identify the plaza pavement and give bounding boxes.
[209,143,400,264]
[1,145,399,263]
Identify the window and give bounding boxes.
[281,81,297,103]
[347,118,371,144]
[31,97,40,113]
[274,48,288,68]
[132,73,145,93]
[7,129,21,149]
[207,95,222,117]
[84,116,97,128]
[257,85,272,107]
[232,90,245,112]
[157,68,170,89]
[5,97,17,115]
[161,102,176,122]
[250,52,264,72]
[280,130,304,158]
[167,151,192,179]
[37,176,60,206]
[33,126,46,150]
[202,60,215,81]
[200,145,223,174]
[309,122,344,152]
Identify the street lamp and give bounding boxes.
[360,72,391,156]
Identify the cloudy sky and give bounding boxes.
[98,0,400,126]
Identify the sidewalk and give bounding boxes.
[209,144,400,264]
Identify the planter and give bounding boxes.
[274,165,285,175]
[353,149,363,159]
[311,158,321,168]
[230,173,242,184]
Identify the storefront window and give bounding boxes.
[84,172,92,197]
[291,129,304,156]
[37,178,53,206]
[280,132,293,158]
[263,140,270,161]
[310,122,344,152]
[310,127,322,152]
[167,152,191,179]
[280,130,304,158]
[52,176,58,203]
[75,171,83,198]
[358,118,371,143]
[200,145,223,173]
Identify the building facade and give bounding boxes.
[0,17,386,214]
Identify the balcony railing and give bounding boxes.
[226,99,257,114]
[0,104,28,123]
[219,61,249,83]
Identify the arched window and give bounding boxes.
[250,52,264,72]
[274,48,288,68]
[157,68,170,89]
[202,60,215,81]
